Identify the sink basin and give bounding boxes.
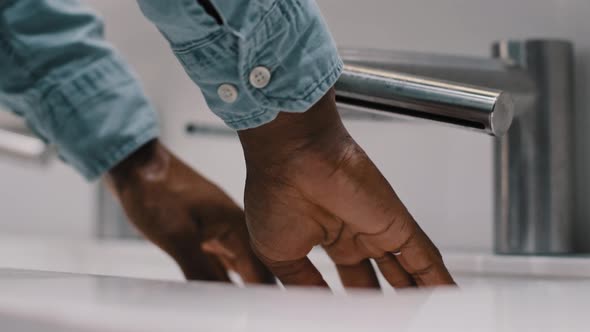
[1,235,590,288]
[1,236,590,331]
[0,267,589,332]
[307,248,590,294]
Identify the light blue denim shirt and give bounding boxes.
[0,0,342,179]
[137,0,343,129]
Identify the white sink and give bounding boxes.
[1,236,590,331]
[307,248,590,293]
[0,267,589,332]
[1,235,590,287]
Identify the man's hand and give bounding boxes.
[105,140,274,284]
[239,89,455,289]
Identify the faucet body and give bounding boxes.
[336,40,574,255]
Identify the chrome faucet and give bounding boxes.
[335,39,574,255]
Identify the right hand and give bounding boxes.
[238,89,455,289]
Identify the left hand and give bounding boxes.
[105,139,274,284]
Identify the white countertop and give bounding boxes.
[1,268,590,332]
[3,235,590,281]
[2,236,590,331]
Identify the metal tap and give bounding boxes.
[335,39,574,255]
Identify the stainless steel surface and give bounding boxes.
[338,39,575,255]
[336,65,514,136]
[493,40,574,254]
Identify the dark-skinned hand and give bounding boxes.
[106,139,274,284]
[239,88,455,290]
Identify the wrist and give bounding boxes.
[106,139,170,189]
[238,88,351,168]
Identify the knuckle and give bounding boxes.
[394,219,418,251]
[373,254,393,264]
[327,248,366,266]
[333,255,366,267]
[409,262,436,279]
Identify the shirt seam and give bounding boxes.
[222,108,272,125]
[0,12,37,81]
[244,0,282,39]
[40,76,136,135]
[171,29,227,53]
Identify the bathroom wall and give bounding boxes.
[0,0,588,252]
[318,0,590,251]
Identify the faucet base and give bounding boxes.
[493,40,575,255]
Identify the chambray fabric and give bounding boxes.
[0,0,159,180]
[137,0,343,129]
[0,0,341,179]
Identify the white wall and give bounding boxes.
[316,0,590,251]
[0,0,588,253]
[0,155,94,237]
[0,109,95,237]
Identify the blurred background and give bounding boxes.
[0,0,588,281]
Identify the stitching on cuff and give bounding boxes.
[216,56,342,127]
[257,56,343,104]
[223,108,280,130]
[222,108,272,126]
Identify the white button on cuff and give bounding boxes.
[249,66,272,89]
[218,84,238,103]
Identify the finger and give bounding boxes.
[203,233,276,285]
[232,248,277,285]
[176,249,231,282]
[315,148,455,286]
[204,253,233,282]
[223,229,277,285]
[336,259,380,289]
[395,225,455,286]
[358,215,455,286]
[374,253,415,289]
[260,255,328,288]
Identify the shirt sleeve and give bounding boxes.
[0,0,159,180]
[137,0,342,130]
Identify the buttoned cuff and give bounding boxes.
[139,0,342,130]
[22,55,160,180]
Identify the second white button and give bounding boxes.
[249,66,272,89]
[218,84,238,103]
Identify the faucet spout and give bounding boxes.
[334,40,575,255]
[336,64,514,136]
